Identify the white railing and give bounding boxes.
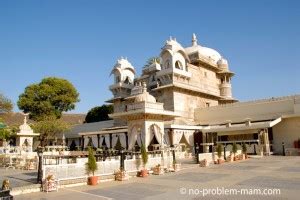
[42,155,173,181]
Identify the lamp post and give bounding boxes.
[37,146,44,184]
[195,144,199,163]
[120,149,124,171]
[223,145,226,161]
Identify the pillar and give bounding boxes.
[97,134,100,148]
[81,136,84,150]
[125,132,128,150]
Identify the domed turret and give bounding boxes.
[217,58,229,71]
[185,33,222,65]
[110,57,135,84]
[134,82,156,103]
[109,57,135,98]
[19,115,33,134]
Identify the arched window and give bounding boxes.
[164,59,170,69]
[115,76,121,83]
[175,60,183,70]
[124,76,131,84]
[152,75,155,82]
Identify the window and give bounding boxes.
[151,75,155,82]
[204,71,207,77]
[115,76,120,83]
[164,59,170,69]
[124,76,130,84]
[175,60,183,70]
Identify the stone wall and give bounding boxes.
[272,117,300,154]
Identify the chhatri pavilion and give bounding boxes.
[67,34,300,156]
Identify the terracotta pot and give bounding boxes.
[140,169,148,177]
[88,176,98,185]
[217,159,222,164]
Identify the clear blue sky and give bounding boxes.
[0,0,299,114]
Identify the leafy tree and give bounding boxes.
[32,116,70,147]
[85,104,113,123]
[18,77,80,120]
[0,127,10,140]
[0,120,17,142]
[143,57,161,68]
[86,147,98,176]
[114,136,123,151]
[0,93,13,113]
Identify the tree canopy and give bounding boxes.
[32,116,70,147]
[17,77,80,120]
[85,104,113,123]
[0,93,13,113]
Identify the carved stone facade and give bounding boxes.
[108,34,236,125]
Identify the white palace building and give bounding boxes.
[68,34,300,157]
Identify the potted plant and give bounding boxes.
[229,152,234,162]
[86,147,98,185]
[216,144,223,164]
[153,164,164,175]
[115,168,129,181]
[232,142,238,161]
[242,143,248,159]
[43,174,58,192]
[173,159,181,171]
[140,143,148,177]
[199,159,209,167]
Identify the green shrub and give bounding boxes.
[141,143,148,168]
[232,142,238,155]
[86,147,98,176]
[216,144,223,159]
[242,143,247,154]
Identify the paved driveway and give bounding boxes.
[15,156,300,200]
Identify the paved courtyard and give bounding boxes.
[0,168,37,188]
[15,156,300,200]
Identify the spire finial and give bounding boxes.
[23,113,29,125]
[142,82,147,92]
[192,33,198,46]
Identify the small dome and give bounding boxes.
[185,34,222,65]
[19,116,34,134]
[111,58,136,75]
[134,92,156,103]
[162,37,186,54]
[134,82,156,103]
[217,58,229,69]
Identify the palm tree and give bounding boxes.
[144,57,161,68]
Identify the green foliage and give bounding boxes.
[85,104,113,123]
[86,147,98,176]
[114,137,123,151]
[242,143,247,154]
[0,93,13,113]
[141,143,148,167]
[232,142,238,155]
[0,127,11,140]
[17,77,80,120]
[32,116,70,147]
[0,120,16,140]
[216,143,223,159]
[143,57,161,68]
